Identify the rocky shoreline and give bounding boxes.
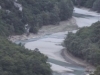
[61,48,95,71]
[8,17,78,42]
[8,15,96,74]
[8,16,95,71]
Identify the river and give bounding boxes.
[16,7,100,75]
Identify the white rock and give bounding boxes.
[0,6,1,9]
[14,2,23,11]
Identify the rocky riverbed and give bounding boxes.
[8,17,78,42]
[9,7,100,75]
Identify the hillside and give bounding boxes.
[0,0,73,36]
[64,21,100,66]
[0,36,52,75]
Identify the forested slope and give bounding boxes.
[0,0,73,36]
[0,0,77,74]
[0,36,52,75]
[72,0,100,12]
[64,21,100,66]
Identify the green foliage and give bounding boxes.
[93,0,100,12]
[85,0,95,8]
[0,36,52,75]
[93,66,100,75]
[64,21,100,66]
[59,0,74,20]
[0,0,74,36]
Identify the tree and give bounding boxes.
[93,0,100,12]
[0,0,74,36]
[0,36,52,75]
[50,4,60,24]
[85,0,95,8]
[94,66,100,75]
[64,21,100,66]
[59,0,74,20]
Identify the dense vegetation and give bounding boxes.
[0,0,74,74]
[0,0,73,36]
[72,0,100,12]
[0,36,51,75]
[0,0,62,74]
[93,66,100,75]
[64,21,100,66]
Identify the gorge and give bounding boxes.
[18,7,100,75]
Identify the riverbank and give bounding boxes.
[9,16,95,70]
[9,7,98,75]
[61,48,95,71]
[8,17,78,42]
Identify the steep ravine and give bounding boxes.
[15,7,100,75]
